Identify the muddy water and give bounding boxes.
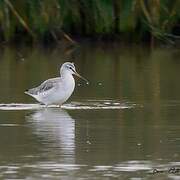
[0,43,180,179]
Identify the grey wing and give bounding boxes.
[26,78,60,95]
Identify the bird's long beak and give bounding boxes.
[74,71,89,84]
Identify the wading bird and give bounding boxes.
[25,62,88,106]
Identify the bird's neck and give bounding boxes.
[61,72,74,82]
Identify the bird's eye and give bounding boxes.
[69,66,75,72]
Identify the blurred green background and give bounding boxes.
[0,0,180,44]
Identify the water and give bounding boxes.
[0,43,180,179]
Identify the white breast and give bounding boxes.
[59,74,75,103]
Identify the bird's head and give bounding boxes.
[60,62,89,83]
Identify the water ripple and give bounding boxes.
[0,161,179,179]
[0,100,139,111]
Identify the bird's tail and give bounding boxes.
[24,89,30,95]
[24,89,35,97]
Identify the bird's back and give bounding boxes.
[25,77,61,96]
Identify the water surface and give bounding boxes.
[0,43,180,179]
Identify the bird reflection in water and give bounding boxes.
[26,108,75,163]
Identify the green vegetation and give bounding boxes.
[0,0,180,44]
